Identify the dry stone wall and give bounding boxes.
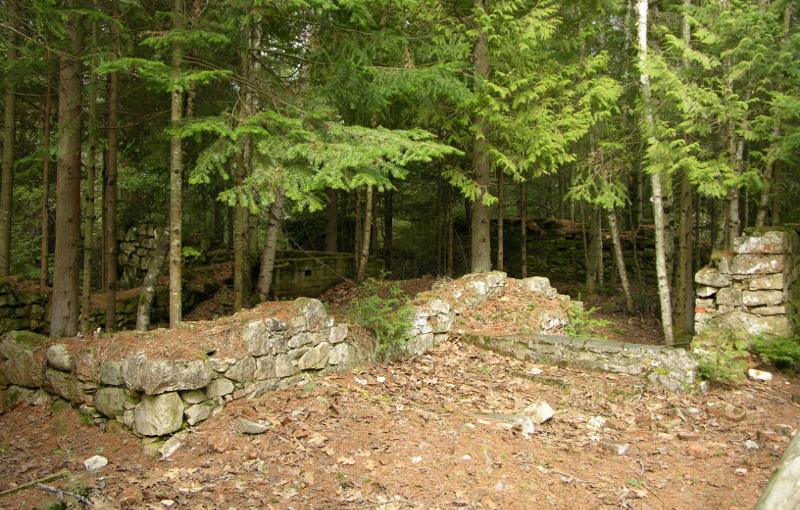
[0,273,509,446]
[695,228,800,337]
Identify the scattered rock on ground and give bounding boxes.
[525,401,554,425]
[237,418,270,434]
[748,369,773,382]
[83,455,109,472]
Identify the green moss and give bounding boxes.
[5,330,48,349]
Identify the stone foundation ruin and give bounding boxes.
[695,227,800,337]
[0,272,701,455]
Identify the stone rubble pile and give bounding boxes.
[694,229,799,336]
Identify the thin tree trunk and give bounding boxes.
[0,0,17,276]
[674,0,694,339]
[81,56,99,335]
[356,186,373,282]
[384,190,393,263]
[756,159,774,227]
[136,228,169,331]
[446,187,454,276]
[51,9,83,338]
[496,170,504,272]
[104,1,120,331]
[675,173,694,338]
[586,206,601,294]
[637,0,674,345]
[325,189,338,252]
[168,0,185,328]
[40,68,53,291]
[608,211,634,313]
[519,181,527,278]
[354,188,362,273]
[470,0,492,272]
[256,187,286,300]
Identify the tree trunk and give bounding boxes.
[104,0,120,331]
[232,160,248,312]
[325,188,338,252]
[470,0,492,272]
[519,181,527,278]
[674,172,694,337]
[354,188,362,273]
[40,68,53,291]
[80,57,99,335]
[637,0,674,345]
[168,0,185,328]
[608,211,634,313]
[0,0,17,276]
[673,0,694,339]
[586,207,601,294]
[136,228,169,331]
[756,159,774,227]
[384,189,393,263]
[496,170,504,272]
[446,186,454,276]
[356,186,373,282]
[256,187,286,301]
[51,10,83,338]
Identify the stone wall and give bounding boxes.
[0,273,510,448]
[0,280,48,334]
[694,228,800,337]
[462,332,698,392]
[118,224,162,290]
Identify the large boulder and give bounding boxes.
[0,331,48,388]
[695,267,731,288]
[46,344,73,372]
[43,369,82,403]
[122,354,213,395]
[134,392,184,436]
[712,311,792,337]
[95,387,138,419]
[733,231,790,255]
[742,290,784,307]
[297,342,331,370]
[241,318,288,356]
[730,254,785,275]
[521,277,558,299]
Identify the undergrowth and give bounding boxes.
[751,335,800,371]
[350,279,414,360]
[565,303,609,337]
[692,330,749,384]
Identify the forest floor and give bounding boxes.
[1,337,798,510]
[2,276,796,509]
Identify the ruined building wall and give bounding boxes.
[695,228,800,337]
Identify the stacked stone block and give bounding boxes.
[694,229,800,337]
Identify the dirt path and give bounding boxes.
[1,339,797,509]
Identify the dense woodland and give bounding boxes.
[0,0,798,344]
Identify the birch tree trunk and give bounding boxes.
[51,8,83,338]
[608,211,634,313]
[256,187,286,301]
[39,68,53,291]
[637,0,675,345]
[168,0,185,328]
[356,186,373,282]
[136,228,169,331]
[0,0,17,277]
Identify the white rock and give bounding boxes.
[83,455,108,472]
[159,436,182,460]
[743,439,759,450]
[748,369,773,382]
[160,500,176,508]
[237,418,270,435]
[588,416,606,430]
[411,456,422,464]
[524,401,554,425]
